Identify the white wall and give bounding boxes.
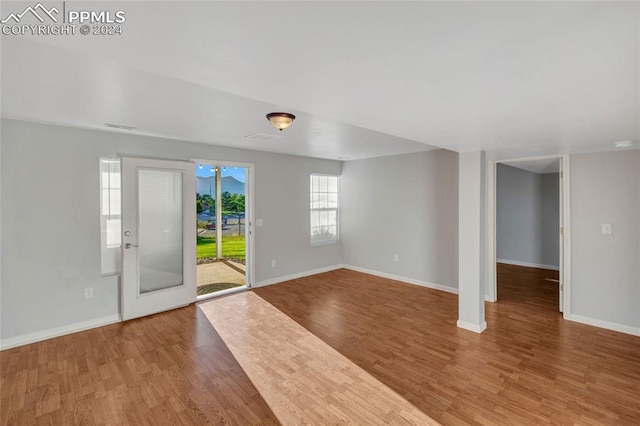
[0,119,342,341]
[570,150,640,331]
[496,164,559,268]
[340,149,458,290]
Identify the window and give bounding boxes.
[100,159,121,275]
[310,174,339,245]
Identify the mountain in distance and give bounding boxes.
[197,176,244,198]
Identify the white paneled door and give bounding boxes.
[121,157,196,321]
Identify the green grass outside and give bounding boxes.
[197,235,246,259]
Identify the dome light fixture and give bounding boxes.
[266,112,296,131]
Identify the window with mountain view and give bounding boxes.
[310,174,339,245]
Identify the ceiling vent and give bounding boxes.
[104,123,137,131]
[244,133,282,142]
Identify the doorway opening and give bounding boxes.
[195,161,251,298]
[488,155,571,317]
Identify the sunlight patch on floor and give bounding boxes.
[199,291,439,425]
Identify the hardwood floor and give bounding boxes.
[200,291,439,425]
[0,306,278,425]
[2,267,639,425]
[497,262,560,311]
[255,268,640,425]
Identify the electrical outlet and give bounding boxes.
[271,259,276,268]
[394,254,399,262]
[84,287,94,299]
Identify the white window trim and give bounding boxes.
[310,173,339,246]
[100,158,122,276]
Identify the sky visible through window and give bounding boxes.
[196,164,245,182]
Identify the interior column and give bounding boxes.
[457,151,487,333]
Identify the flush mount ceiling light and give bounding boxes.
[266,112,296,131]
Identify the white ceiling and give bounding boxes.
[1,1,639,161]
[2,37,435,160]
[502,158,560,174]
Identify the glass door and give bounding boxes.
[121,157,196,321]
[195,163,248,297]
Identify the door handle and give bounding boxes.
[123,243,139,249]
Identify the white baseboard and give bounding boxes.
[457,320,488,334]
[568,314,640,337]
[497,259,559,271]
[341,264,458,295]
[1,314,121,351]
[253,264,344,288]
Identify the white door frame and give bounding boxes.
[485,154,571,318]
[192,158,255,288]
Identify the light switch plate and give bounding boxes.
[256,219,264,226]
[601,224,612,235]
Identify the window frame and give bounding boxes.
[310,173,339,246]
[100,158,122,276]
